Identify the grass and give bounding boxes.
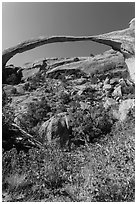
[82,117,135,202]
[2,116,135,202]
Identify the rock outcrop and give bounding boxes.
[46,50,128,79]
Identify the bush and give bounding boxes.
[2,105,16,150]
[29,72,46,90]
[84,117,135,202]
[2,145,85,201]
[20,97,51,133]
[93,178,135,202]
[69,101,114,143]
[2,88,11,106]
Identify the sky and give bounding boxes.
[2,2,135,66]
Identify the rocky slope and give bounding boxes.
[3,52,135,150]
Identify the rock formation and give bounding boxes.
[3,18,135,82]
[46,50,128,80]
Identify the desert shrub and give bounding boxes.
[83,117,135,202]
[2,104,37,152]
[25,77,69,115]
[127,105,135,120]
[2,91,14,150]
[2,145,85,201]
[6,73,18,85]
[2,148,33,202]
[29,72,46,90]
[42,78,70,114]
[20,97,51,133]
[69,101,114,143]
[93,178,135,202]
[4,67,22,85]
[2,104,16,150]
[2,113,135,202]
[2,88,12,106]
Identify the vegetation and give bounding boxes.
[2,117,135,201]
[2,67,135,201]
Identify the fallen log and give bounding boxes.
[12,123,43,148]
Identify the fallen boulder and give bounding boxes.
[104,98,135,122]
[3,85,17,96]
[39,113,72,148]
[118,99,135,121]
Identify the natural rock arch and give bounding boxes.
[2,18,135,81]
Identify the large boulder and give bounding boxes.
[14,83,26,95]
[22,58,47,81]
[3,85,17,96]
[103,98,135,122]
[118,99,135,121]
[39,113,72,148]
